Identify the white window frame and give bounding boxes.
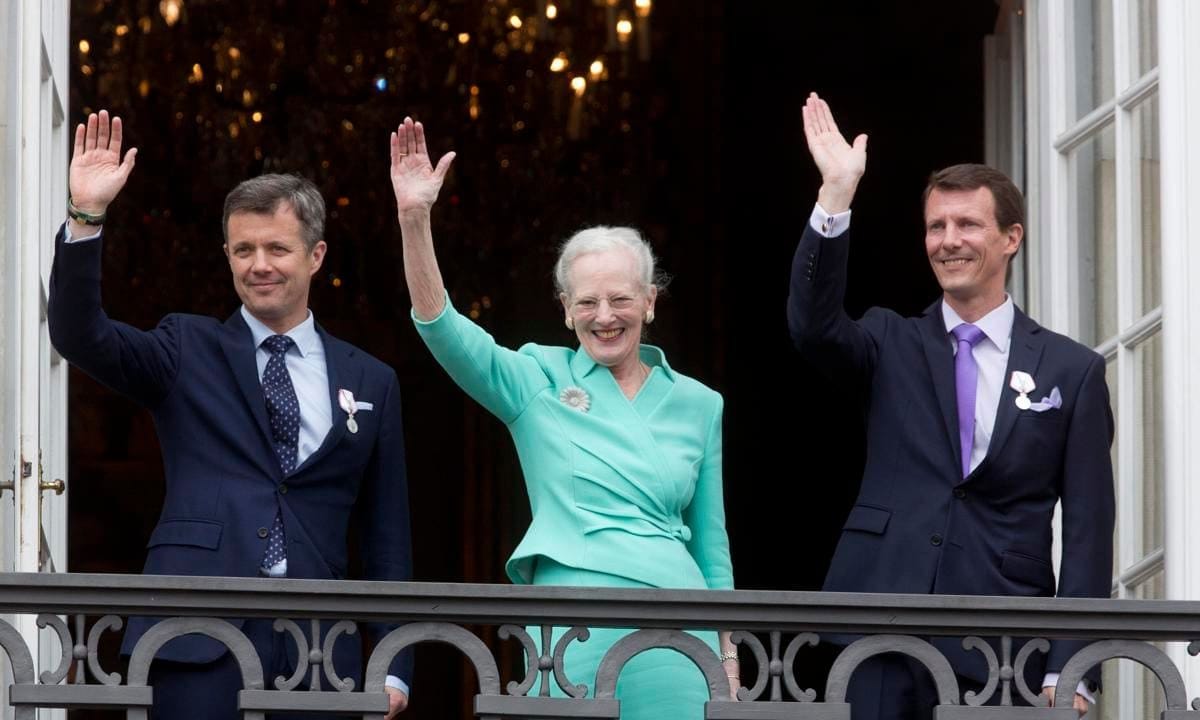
[1025,0,1200,710]
[0,0,71,716]
[1158,0,1200,698]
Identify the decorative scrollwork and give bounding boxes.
[82,615,125,686]
[1055,640,1189,711]
[960,636,1000,706]
[120,617,269,720]
[1012,637,1050,707]
[321,620,358,692]
[363,621,501,697]
[271,618,308,691]
[825,634,960,706]
[497,625,541,697]
[781,632,820,702]
[551,626,591,699]
[729,630,770,701]
[497,624,591,698]
[593,629,729,703]
[36,614,73,685]
[125,618,266,690]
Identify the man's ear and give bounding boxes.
[308,240,328,275]
[1004,223,1024,258]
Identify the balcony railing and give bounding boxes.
[0,572,1197,718]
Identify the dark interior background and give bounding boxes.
[66,0,998,716]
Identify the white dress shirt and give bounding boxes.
[942,298,1014,474]
[807,205,1094,704]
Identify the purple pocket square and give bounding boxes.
[1028,386,1062,413]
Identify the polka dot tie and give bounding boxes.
[261,334,298,571]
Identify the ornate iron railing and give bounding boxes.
[0,572,1197,718]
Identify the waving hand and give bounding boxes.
[70,110,137,215]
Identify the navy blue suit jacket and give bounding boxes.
[47,227,413,685]
[788,225,1115,688]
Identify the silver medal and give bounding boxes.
[347,416,359,434]
[1015,394,1032,410]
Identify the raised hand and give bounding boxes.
[389,117,456,218]
[70,110,137,214]
[802,92,867,214]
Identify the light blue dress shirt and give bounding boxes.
[240,306,333,467]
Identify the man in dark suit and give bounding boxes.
[48,110,412,719]
[788,93,1114,719]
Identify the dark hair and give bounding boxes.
[222,173,326,252]
[922,163,1024,231]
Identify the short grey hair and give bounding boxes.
[222,173,326,252]
[553,226,664,297]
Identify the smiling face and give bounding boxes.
[224,203,326,333]
[560,248,656,373]
[924,186,1022,315]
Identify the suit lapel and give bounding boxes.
[293,325,359,474]
[973,308,1045,475]
[919,300,962,471]
[218,311,276,464]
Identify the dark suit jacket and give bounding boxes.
[47,227,413,684]
[787,224,1115,688]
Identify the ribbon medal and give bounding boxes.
[338,388,359,434]
[1009,371,1036,410]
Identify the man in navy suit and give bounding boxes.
[788,94,1114,719]
[48,110,413,719]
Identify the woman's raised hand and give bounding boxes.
[390,116,456,218]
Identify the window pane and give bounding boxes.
[1137,331,1164,557]
[1106,357,1120,580]
[1074,124,1118,347]
[1133,571,1164,600]
[1074,0,1115,122]
[1136,0,1158,77]
[1099,661,1120,720]
[1141,657,1166,718]
[1098,655,1167,720]
[1134,96,1161,314]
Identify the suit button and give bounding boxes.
[930,534,943,546]
[257,527,269,539]
[953,488,966,499]
[278,483,288,495]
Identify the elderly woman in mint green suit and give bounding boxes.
[388,117,738,716]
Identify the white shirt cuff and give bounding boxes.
[63,221,102,243]
[808,203,851,237]
[1042,673,1095,705]
[386,675,410,696]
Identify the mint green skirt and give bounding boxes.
[528,558,718,719]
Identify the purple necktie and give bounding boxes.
[952,323,986,477]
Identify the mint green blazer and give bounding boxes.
[414,299,733,591]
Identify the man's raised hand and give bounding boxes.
[70,110,137,215]
[802,92,866,214]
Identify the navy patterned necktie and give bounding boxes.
[261,334,298,571]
